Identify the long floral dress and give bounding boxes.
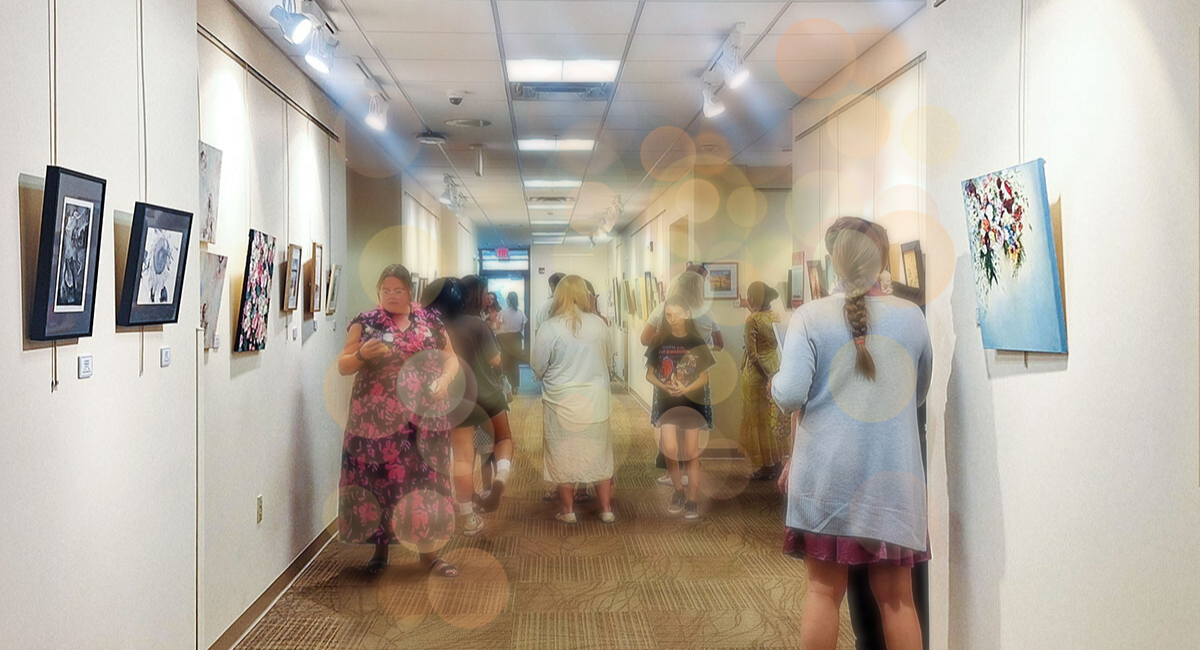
[739,310,789,467]
[340,307,455,548]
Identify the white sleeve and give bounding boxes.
[771,309,816,414]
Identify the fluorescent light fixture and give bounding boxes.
[304,28,336,74]
[270,2,313,44]
[531,219,570,225]
[532,231,565,237]
[507,59,619,83]
[528,204,570,210]
[518,139,595,152]
[524,179,582,189]
[365,94,387,131]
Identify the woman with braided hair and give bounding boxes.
[771,217,933,650]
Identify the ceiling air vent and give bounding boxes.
[511,82,612,102]
[528,196,573,207]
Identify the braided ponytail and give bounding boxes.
[825,217,889,381]
[844,293,875,380]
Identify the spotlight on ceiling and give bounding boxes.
[304,27,337,74]
[720,26,749,89]
[439,174,455,206]
[270,1,313,45]
[702,81,726,119]
[365,93,387,131]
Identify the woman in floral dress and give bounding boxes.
[337,265,462,577]
[739,281,790,480]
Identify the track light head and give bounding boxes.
[702,85,726,118]
[304,27,337,74]
[365,94,387,131]
[721,54,749,89]
[270,3,313,45]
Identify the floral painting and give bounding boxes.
[234,229,276,352]
[961,159,1067,353]
[200,252,228,349]
[198,142,222,244]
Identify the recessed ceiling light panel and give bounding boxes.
[524,180,582,189]
[507,59,619,83]
[444,118,492,128]
[518,139,595,152]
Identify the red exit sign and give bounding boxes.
[497,248,509,260]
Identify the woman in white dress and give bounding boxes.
[530,275,616,524]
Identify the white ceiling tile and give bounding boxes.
[605,101,698,130]
[626,33,727,62]
[368,32,500,60]
[342,0,497,33]
[498,1,638,35]
[748,33,882,62]
[501,33,629,59]
[401,81,509,103]
[613,82,701,105]
[769,1,925,36]
[387,59,505,82]
[619,60,708,83]
[637,2,785,36]
[513,101,607,118]
[514,113,602,135]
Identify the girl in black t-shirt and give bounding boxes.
[645,295,716,521]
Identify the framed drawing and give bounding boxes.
[282,244,302,312]
[199,252,228,349]
[701,262,738,300]
[29,166,107,341]
[117,202,193,326]
[309,242,323,314]
[198,141,222,244]
[787,256,806,310]
[234,229,276,352]
[325,264,340,315]
[962,158,1067,352]
[807,260,829,300]
[901,241,924,290]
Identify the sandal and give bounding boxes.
[428,557,459,579]
[365,556,388,575]
[749,467,775,481]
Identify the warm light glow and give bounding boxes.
[524,180,582,189]
[507,59,619,83]
[518,139,595,152]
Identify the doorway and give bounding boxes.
[479,248,532,383]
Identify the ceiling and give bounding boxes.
[232,0,926,247]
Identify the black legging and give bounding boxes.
[496,332,524,390]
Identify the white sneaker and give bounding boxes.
[459,512,484,537]
[656,474,688,487]
[555,512,578,525]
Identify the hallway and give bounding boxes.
[234,383,855,649]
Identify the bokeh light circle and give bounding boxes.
[826,95,890,158]
[555,392,598,433]
[875,210,956,306]
[700,442,753,501]
[704,346,740,404]
[776,19,857,98]
[358,225,440,304]
[903,105,960,164]
[829,334,918,423]
[658,416,712,461]
[641,127,696,182]
[727,186,769,228]
[427,548,510,629]
[848,471,928,555]
[323,358,353,430]
[393,489,456,554]
[677,178,720,223]
[338,485,382,543]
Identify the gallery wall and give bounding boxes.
[922,1,1200,647]
[0,0,200,647]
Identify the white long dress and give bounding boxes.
[530,311,614,484]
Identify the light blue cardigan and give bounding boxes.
[772,294,933,551]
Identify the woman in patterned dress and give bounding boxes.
[337,265,462,577]
[739,281,789,480]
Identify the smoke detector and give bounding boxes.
[417,131,447,145]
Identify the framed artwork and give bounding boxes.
[198,141,222,244]
[962,158,1067,352]
[657,280,665,302]
[282,244,302,312]
[701,262,738,300]
[234,229,276,352]
[309,242,324,313]
[901,241,924,290]
[787,260,806,310]
[825,254,837,293]
[416,276,428,305]
[888,244,905,283]
[117,202,193,326]
[199,252,228,349]
[325,264,340,315]
[29,166,107,341]
[807,260,829,300]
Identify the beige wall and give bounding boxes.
[0,0,199,647]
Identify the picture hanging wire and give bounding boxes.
[48,0,59,392]
[137,0,148,375]
[1019,0,1029,368]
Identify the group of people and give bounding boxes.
[334,216,932,650]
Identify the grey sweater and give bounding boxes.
[772,294,933,551]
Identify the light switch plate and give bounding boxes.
[160,347,171,368]
[292,327,298,341]
[78,355,93,379]
[213,334,221,349]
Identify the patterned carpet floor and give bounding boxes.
[235,377,855,649]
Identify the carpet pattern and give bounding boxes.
[235,379,856,649]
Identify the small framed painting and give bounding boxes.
[282,244,302,312]
[807,260,829,300]
[825,254,837,292]
[701,262,738,300]
[901,241,924,290]
[787,258,806,310]
[416,276,428,306]
[325,264,340,315]
[198,141,222,244]
[117,202,192,326]
[308,242,323,314]
[199,252,228,349]
[29,166,107,341]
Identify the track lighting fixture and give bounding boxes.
[365,93,387,131]
[702,79,725,119]
[304,27,337,74]
[720,27,749,89]
[439,174,455,206]
[270,1,313,45]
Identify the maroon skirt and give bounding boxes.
[783,527,931,568]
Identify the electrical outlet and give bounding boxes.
[160,347,171,368]
[78,355,94,379]
[256,495,263,524]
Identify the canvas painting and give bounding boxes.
[325,264,340,315]
[200,252,228,349]
[234,229,276,352]
[198,142,222,244]
[962,159,1067,353]
[118,203,192,326]
[30,166,107,341]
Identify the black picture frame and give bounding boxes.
[901,240,925,291]
[29,166,107,341]
[701,262,739,300]
[117,202,193,326]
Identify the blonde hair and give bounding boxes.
[825,218,890,380]
[667,271,708,312]
[549,275,593,334]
